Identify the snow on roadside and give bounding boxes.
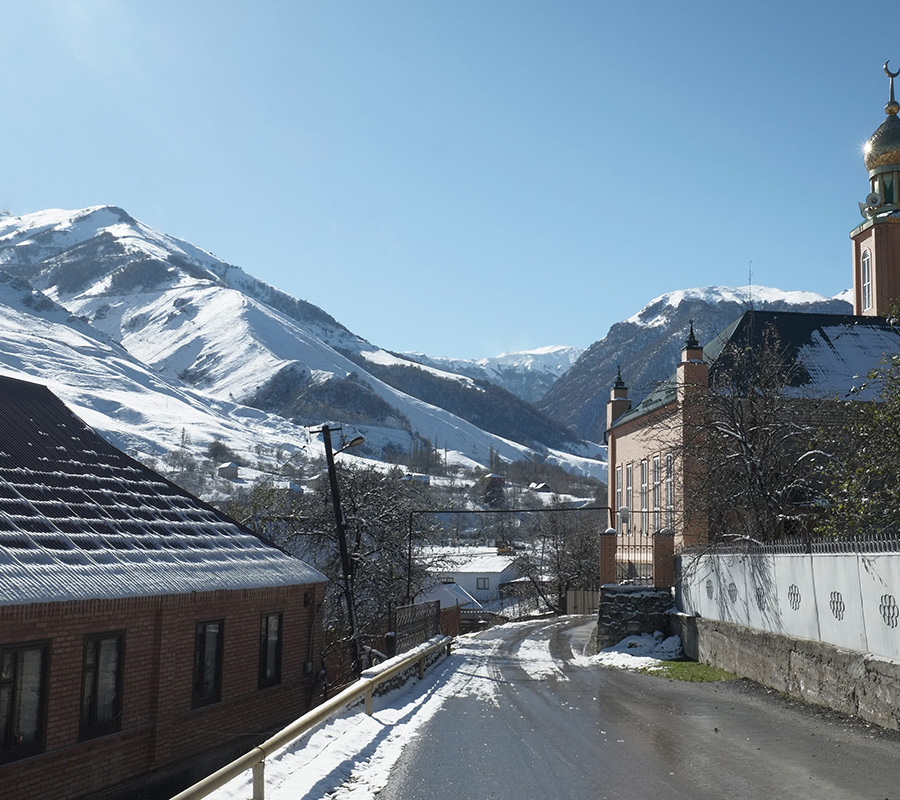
[583,631,683,672]
[205,634,503,800]
[203,626,680,800]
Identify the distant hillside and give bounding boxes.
[402,346,583,403]
[538,286,853,443]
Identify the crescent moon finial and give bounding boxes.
[885,61,900,115]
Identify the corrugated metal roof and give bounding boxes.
[0,375,324,605]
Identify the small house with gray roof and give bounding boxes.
[0,375,325,800]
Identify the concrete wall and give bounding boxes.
[673,614,900,731]
[680,550,900,662]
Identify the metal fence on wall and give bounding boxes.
[616,529,655,585]
[388,600,441,656]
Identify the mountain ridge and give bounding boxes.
[0,205,604,481]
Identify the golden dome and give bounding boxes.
[865,114,900,171]
[866,61,900,172]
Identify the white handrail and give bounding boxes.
[169,636,453,800]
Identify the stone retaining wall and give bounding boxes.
[673,614,900,731]
[596,584,674,649]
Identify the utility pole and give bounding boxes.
[318,425,363,677]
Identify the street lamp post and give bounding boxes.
[318,425,364,677]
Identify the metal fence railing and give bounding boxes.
[169,636,452,800]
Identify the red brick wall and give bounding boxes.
[0,582,325,800]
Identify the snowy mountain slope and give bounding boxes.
[538,285,853,443]
[0,207,604,478]
[401,345,583,403]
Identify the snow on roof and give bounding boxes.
[613,310,900,427]
[437,547,518,574]
[0,375,324,606]
[416,579,482,610]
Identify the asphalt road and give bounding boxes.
[378,617,900,800]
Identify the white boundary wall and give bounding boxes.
[680,550,900,662]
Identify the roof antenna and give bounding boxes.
[748,260,754,311]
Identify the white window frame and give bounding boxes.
[665,453,675,531]
[640,459,648,534]
[862,249,873,310]
[625,464,633,533]
[652,455,661,532]
[615,466,623,529]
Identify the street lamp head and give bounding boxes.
[334,435,365,456]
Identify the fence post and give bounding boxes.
[365,688,374,716]
[252,760,265,800]
[418,656,425,680]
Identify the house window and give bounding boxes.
[0,642,49,763]
[258,613,282,689]
[615,466,623,528]
[81,632,124,740]
[665,454,675,531]
[193,620,224,708]
[640,460,649,533]
[652,456,661,531]
[476,577,489,590]
[862,249,873,310]
[625,464,633,533]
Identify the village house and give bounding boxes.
[605,66,900,585]
[0,375,326,800]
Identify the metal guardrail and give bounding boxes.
[169,636,453,800]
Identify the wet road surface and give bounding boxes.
[378,617,900,800]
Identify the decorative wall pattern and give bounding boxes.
[680,550,898,661]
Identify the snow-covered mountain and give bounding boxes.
[0,206,604,479]
[402,345,583,403]
[538,286,853,443]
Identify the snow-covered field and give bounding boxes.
[203,624,681,800]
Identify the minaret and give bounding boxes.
[605,366,631,432]
[851,62,900,316]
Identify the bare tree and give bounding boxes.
[222,464,443,681]
[817,350,900,538]
[682,326,835,544]
[514,500,603,613]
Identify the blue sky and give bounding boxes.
[1,1,897,359]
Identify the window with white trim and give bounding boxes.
[652,456,661,531]
[615,466,623,528]
[862,249,873,310]
[640,459,648,533]
[665,453,675,531]
[625,464,633,533]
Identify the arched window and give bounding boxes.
[862,249,873,310]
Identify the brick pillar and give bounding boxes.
[599,529,617,585]
[653,529,675,588]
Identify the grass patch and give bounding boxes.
[641,659,738,682]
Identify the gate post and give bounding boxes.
[653,529,675,588]
[599,527,618,585]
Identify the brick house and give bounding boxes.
[606,312,900,587]
[604,66,900,587]
[0,375,326,800]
